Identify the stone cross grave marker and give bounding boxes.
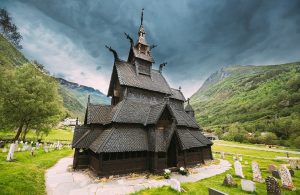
[241,179,256,192]
[265,176,281,195]
[251,161,264,183]
[234,160,244,178]
[6,143,15,161]
[268,164,277,173]
[279,165,295,191]
[289,160,297,169]
[223,174,237,187]
[208,188,228,195]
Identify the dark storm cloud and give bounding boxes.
[2,0,300,96]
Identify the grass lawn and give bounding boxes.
[214,140,300,152]
[135,145,300,195]
[0,148,73,195]
[0,128,73,143]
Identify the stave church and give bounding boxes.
[72,10,213,176]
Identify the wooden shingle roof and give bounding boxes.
[108,60,172,95]
[89,126,148,153]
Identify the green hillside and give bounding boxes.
[0,34,27,68]
[0,34,110,121]
[191,62,300,147]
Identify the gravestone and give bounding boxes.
[268,164,277,173]
[289,160,297,169]
[44,145,49,153]
[272,170,280,179]
[220,152,225,159]
[251,161,264,183]
[30,147,35,156]
[6,143,15,161]
[169,179,181,192]
[208,188,228,195]
[244,161,249,165]
[265,176,281,195]
[223,174,237,187]
[297,160,300,170]
[234,160,244,178]
[289,169,294,177]
[279,165,295,190]
[241,179,256,192]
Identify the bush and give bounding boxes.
[293,136,300,149]
[258,132,278,145]
[164,169,171,179]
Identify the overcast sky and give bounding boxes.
[2,0,300,97]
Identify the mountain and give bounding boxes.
[57,78,110,120]
[191,62,300,146]
[0,34,110,121]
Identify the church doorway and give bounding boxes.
[167,135,177,167]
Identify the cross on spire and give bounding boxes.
[141,8,144,26]
[187,98,190,104]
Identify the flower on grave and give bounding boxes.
[179,167,188,175]
[164,169,171,179]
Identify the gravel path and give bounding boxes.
[46,157,231,195]
[215,143,300,155]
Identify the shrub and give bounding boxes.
[179,167,188,175]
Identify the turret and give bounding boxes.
[185,98,195,118]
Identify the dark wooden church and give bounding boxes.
[72,10,213,176]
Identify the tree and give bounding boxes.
[0,8,22,49]
[0,64,64,140]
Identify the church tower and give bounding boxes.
[127,9,155,76]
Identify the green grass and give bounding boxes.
[0,148,73,195]
[134,145,300,195]
[0,128,73,143]
[214,140,300,152]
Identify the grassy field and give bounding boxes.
[0,128,74,143]
[214,140,300,152]
[0,148,73,195]
[135,141,300,195]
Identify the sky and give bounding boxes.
[1,0,300,97]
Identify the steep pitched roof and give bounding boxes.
[108,60,171,96]
[87,104,112,124]
[176,128,208,150]
[170,88,185,101]
[72,125,90,147]
[72,129,103,149]
[90,126,148,153]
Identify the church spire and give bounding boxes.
[137,8,147,45]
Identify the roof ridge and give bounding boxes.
[112,100,125,122]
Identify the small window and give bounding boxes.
[117,152,123,160]
[137,152,142,158]
[110,153,117,160]
[125,152,130,159]
[158,152,166,158]
[103,153,109,161]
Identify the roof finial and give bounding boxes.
[105,45,119,61]
[179,86,182,91]
[88,94,90,104]
[159,62,167,73]
[187,98,190,104]
[141,8,144,26]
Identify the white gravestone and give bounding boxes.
[251,161,264,183]
[6,143,15,161]
[289,160,297,169]
[239,156,243,162]
[234,160,244,178]
[169,179,181,192]
[279,164,295,190]
[241,179,256,192]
